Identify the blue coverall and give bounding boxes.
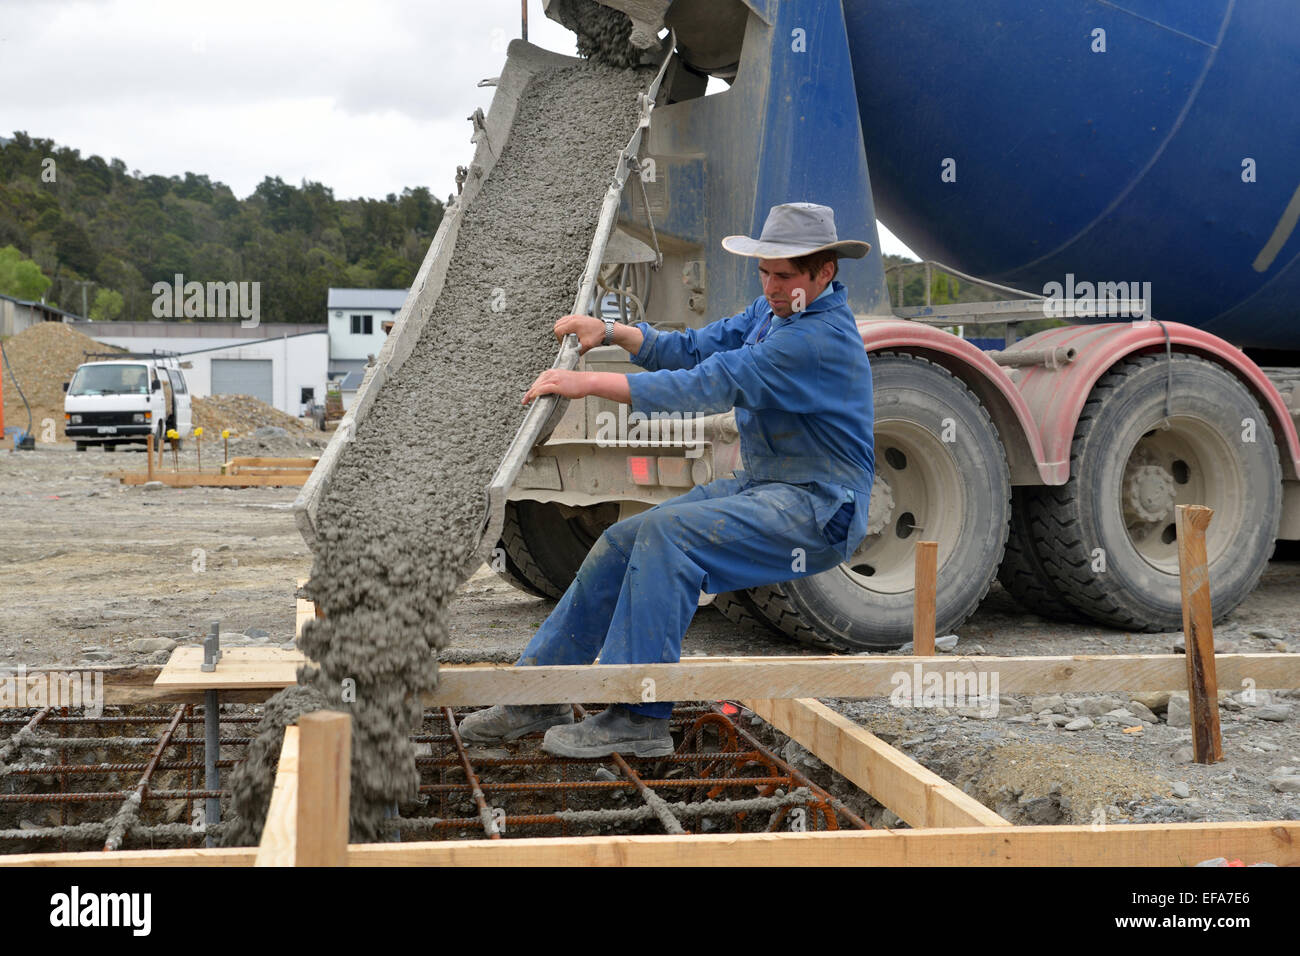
[517,279,875,717]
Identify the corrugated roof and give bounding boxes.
[327,288,409,310]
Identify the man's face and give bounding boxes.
[759,258,832,318]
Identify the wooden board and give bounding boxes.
[254,726,299,866]
[295,712,351,867]
[5,821,1297,867]
[0,664,271,707]
[118,472,308,487]
[425,654,1300,706]
[746,698,1009,829]
[154,647,306,690]
[295,576,318,639]
[225,456,319,469]
[143,651,1300,701]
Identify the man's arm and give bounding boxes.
[522,369,629,406]
[552,314,644,356]
[628,321,824,416]
[551,303,757,373]
[522,321,824,415]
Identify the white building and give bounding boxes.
[179,332,330,418]
[327,288,408,377]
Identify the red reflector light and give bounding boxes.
[627,456,655,485]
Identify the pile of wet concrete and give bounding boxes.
[223,59,648,844]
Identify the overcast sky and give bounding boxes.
[0,0,914,255]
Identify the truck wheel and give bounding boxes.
[996,487,1085,622]
[1026,353,1281,631]
[749,352,1011,651]
[493,500,617,599]
[104,443,116,452]
[75,443,86,452]
[711,590,785,639]
[494,503,561,599]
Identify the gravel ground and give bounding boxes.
[1,442,1297,826]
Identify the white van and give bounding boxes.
[63,354,193,452]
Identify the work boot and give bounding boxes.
[542,704,674,758]
[456,704,572,744]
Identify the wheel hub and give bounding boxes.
[1125,462,1175,523]
[864,474,893,537]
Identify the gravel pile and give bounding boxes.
[1,322,123,440]
[191,394,310,436]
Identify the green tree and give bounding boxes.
[89,287,124,319]
[0,244,52,299]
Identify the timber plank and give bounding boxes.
[6,822,1295,867]
[154,646,305,690]
[138,652,1300,701]
[746,697,1008,829]
[254,725,300,866]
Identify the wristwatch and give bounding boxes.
[602,317,616,346]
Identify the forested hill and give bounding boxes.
[0,132,447,324]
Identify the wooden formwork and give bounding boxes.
[4,504,1297,865]
[4,635,1299,866]
[110,435,316,487]
[2,682,1297,867]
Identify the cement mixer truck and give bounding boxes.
[300,0,1300,651]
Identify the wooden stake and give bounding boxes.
[1176,504,1222,764]
[913,541,937,655]
[295,712,351,867]
[146,433,154,482]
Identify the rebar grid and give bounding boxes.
[391,704,867,840]
[0,701,868,853]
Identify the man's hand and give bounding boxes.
[554,314,607,354]
[523,369,592,405]
[522,369,632,406]
[553,313,645,356]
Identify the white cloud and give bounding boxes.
[0,0,579,198]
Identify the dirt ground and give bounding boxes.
[1,440,1297,830]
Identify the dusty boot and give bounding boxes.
[542,704,674,758]
[457,704,572,743]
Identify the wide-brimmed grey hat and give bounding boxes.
[722,202,871,259]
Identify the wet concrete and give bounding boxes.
[223,61,648,843]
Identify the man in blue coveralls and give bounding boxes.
[458,202,875,758]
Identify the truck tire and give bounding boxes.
[748,352,1011,651]
[711,590,785,639]
[493,500,618,599]
[996,487,1085,622]
[495,502,564,599]
[1025,353,1282,631]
